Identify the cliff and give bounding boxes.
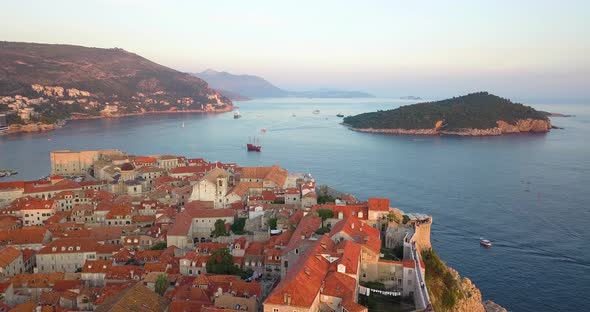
[344,92,551,136]
[422,248,507,312]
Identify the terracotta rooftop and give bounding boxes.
[264,235,334,308]
[11,272,65,288]
[0,227,49,245]
[38,238,101,255]
[329,216,382,255]
[368,198,390,212]
[0,247,21,268]
[284,214,322,253]
[95,282,169,312]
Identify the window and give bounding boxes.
[273,309,279,312]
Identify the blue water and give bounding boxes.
[1,98,589,311]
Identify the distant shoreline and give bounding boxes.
[1,107,233,136]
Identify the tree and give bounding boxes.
[155,274,168,296]
[268,217,277,230]
[231,218,246,235]
[212,219,228,237]
[402,215,410,224]
[317,194,336,204]
[387,212,400,224]
[316,209,334,227]
[206,248,241,275]
[151,241,167,250]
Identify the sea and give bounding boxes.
[1,98,589,312]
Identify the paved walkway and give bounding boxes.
[411,241,433,311]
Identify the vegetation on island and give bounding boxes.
[343,92,548,131]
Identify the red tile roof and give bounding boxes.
[368,198,390,212]
[284,215,322,253]
[38,238,101,255]
[0,181,25,191]
[0,227,49,245]
[0,247,21,268]
[169,166,209,175]
[264,235,334,308]
[329,217,381,255]
[337,240,361,275]
[322,271,357,298]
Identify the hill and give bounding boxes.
[193,69,374,99]
[194,69,287,99]
[343,92,551,136]
[0,42,232,128]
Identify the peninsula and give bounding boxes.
[0,149,504,312]
[0,42,233,134]
[343,92,553,136]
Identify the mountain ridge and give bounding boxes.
[193,69,374,100]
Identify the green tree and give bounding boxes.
[402,215,410,224]
[316,209,334,227]
[151,241,167,250]
[206,248,241,275]
[268,217,278,230]
[317,194,336,204]
[387,212,400,224]
[231,218,246,235]
[212,219,229,237]
[155,274,168,296]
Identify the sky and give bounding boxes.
[1,0,589,101]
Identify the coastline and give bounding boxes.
[1,106,233,136]
[345,118,553,137]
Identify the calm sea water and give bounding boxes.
[1,98,589,311]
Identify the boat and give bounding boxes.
[313,110,320,114]
[234,111,242,119]
[480,238,492,247]
[292,113,296,117]
[0,169,18,179]
[261,128,267,133]
[182,122,185,128]
[247,137,261,152]
[336,113,345,117]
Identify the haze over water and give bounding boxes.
[1,98,590,311]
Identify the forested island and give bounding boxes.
[343,92,553,136]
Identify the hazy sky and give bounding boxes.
[1,0,589,101]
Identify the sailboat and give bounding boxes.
[182,122,185,128]
[247,137,262,152]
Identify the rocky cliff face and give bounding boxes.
[447,268,486,312]
[353,118,551,136]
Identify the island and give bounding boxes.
[0,42,233,134]
[343,92,552,136]
[400,96,423,100]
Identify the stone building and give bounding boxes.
[50,149,124,176]
[36,238,100,273]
